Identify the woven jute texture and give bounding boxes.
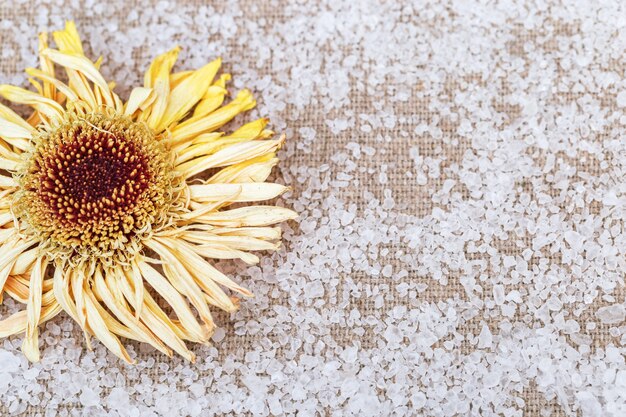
[0,1,624,416]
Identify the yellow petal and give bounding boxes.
[124,87,155,117]
[41,49,118,110]
[26,67,78,102]
[177,189,240,222]
[0,85,64,123]
[93,267,171,356]
[195,206,298,227]
[22,257,48,362]
[52,21,84,55]
[11,247,39,275]
[182,232,279,252]
[192,73,231,117]
[174,117,270,161]
[156,58,221,131]
[170,70,193,88]
[65,71,98,109]
[37,32,57,100]
[142,46,180,129]
[156,237,253,300]
[207,226,282,241]
[0,174,17,189]
[0,118,31,150]
[192,86,227,117]
[70,266,92,349]
[0,102,34,131]
[0,302,61,338]
[178,136,284,179]
[170,89,256,145]
[147,238,224,323]
[114,271,195,360]
[136,259,208,342]
[208,154,278,184]
[52,266,80,324]
[0,238,35,292]
[188,182,289,203]
[83,289,134,364]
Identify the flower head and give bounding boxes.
[0,22,296,363]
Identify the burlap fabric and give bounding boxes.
[0,1,624,416]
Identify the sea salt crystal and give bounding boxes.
[493,285,505,305]
[477,324,493,348]
[304,281,324,298]
[79,388,100,407]
[212,327,226,343]
[0,351,20,374]
[564,230,584,252]
[576,392,602,417]
[107,387,130,410]
[595,304,625,325]
[617,90,626,107]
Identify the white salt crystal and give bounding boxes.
[564,230,584,252]
[107,387,130,410]
[79,388,100,407]
[212,327,226,343]
[595,304,625,325]
[493,285,505,305]
[0,351,20,374]
[411,392,426,409]
[268,395,283,415]
[304,281,324,298]
[502,256,516,268]
[576,392,602,417]
[382,265,393,278]
[477,324,493,349]
[617,90,626,107]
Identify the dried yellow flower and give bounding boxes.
[0,21,296,363]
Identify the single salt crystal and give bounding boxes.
[304,281,324,298]
[483,371,501,388]
[298,127,316,141]
[79,387,100,407]
[493,285,505,305]
[411,391,426,409]
[477,324,493,348]
[502,256,516,268]
[106,387,130,410]
[268,395,283,415]
[382,265,393,278]
[341,377,359,398]
[564,230,584,252]
[340,210,355,226]
[441,179,456,194]
[0,351,20,374]
[605,346,622,363]
[595,304,625,324]
[576,392,602,417]
[617,90,626,107]
[340,346,358,363]
[212,327,226,343]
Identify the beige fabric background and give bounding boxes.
[0,1,625,416]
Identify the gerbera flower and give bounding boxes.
[0,21,296,363]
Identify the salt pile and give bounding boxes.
[0,0,625,416]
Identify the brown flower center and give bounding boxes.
[17,111,174,259]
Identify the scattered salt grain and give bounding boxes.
[595,305,625,325]
[477,324,493,349]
